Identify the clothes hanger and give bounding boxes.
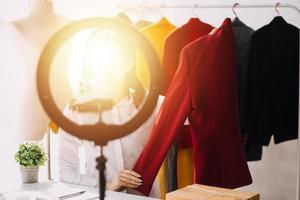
[275,2,280,16]
[35,0,52,2]
[192,4,199,18]
[186,4,202,25]
[137,3,145,20]
[271,3,286,24]
[115,4,132,23]
[232,3,239,19]
[159,4,166,20]
[135,3,153,29]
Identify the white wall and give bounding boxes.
[0,0,299,199]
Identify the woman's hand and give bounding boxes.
[107,170,143,192]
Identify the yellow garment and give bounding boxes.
[177,148,194,189]
[136,17,176,89]
[136,17,176,199]
[115,12,132,24]
[137,18,194,199]
[135,20,152,29]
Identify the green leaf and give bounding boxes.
[15,142,47,167]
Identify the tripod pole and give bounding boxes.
[96,147,107,200]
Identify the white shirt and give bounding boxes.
[58,96,163,198]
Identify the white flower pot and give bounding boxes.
[19,165,39,183]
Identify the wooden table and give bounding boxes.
[0,181,159,200]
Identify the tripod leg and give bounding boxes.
[96,147,107,200]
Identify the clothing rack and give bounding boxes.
[116,2,300,200]
[48,2,300,199]
[116,3,300,15]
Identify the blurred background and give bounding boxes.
[0,0,299,199]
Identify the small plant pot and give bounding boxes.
[19,165,39,183]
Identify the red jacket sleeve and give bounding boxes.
[161,36,177,95]
[133,50,192,196]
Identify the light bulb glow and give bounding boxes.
[67,29,133,100]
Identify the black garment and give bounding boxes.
[167,126,190,192]
[232,18,262,161]
[167,140,178,192]
[246,16,299,151]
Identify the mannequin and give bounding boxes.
[14,0,70,50]
[13,0,73,140]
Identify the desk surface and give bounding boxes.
[1,181,159,200]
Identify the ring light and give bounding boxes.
[37,17,161,146]
[36,17,161,200]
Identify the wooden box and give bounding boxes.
[166,184,259,200]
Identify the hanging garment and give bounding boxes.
[115,12,132,24]
[135,20,152,29]
[166,125,194,192]
[115,12,152,30]
[136,17,176,88]
[133,18,252,196]
[58,95,163,198]
[162,18,214,191]
[231,18,261,161]
[245,16,299,152]
[135,17,176,199]
[162,18,213,94]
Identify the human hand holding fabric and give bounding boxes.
[106,170,143,191]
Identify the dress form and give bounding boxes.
[13,0,73,140]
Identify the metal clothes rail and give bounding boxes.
[50,2,300,199]
[116,3,300,15]
[116,3,300,200]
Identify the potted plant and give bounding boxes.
[15,142,47,183]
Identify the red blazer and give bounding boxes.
[133,18,252,196]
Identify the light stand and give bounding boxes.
[36,17,161,200]
[97,148,106,200]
